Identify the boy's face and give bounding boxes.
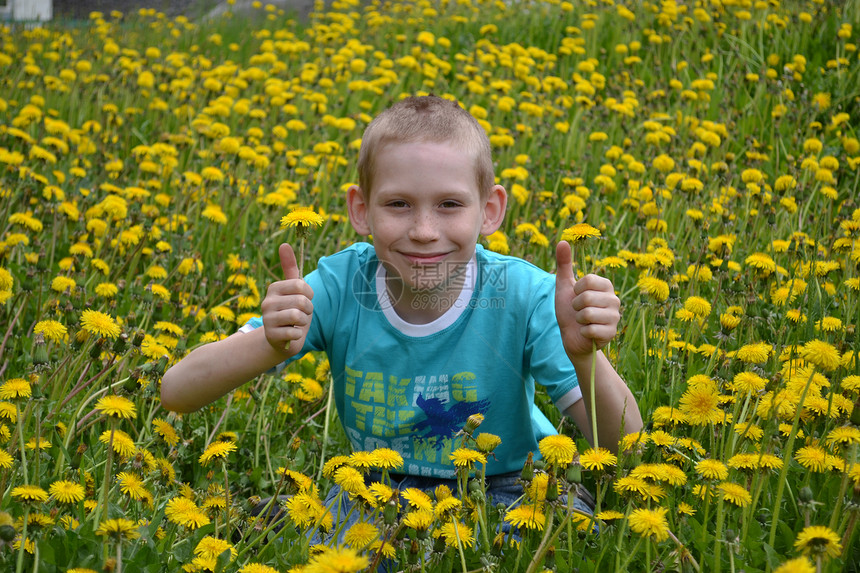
[348,140,506,299]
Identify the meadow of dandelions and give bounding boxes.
[1,0,859,571]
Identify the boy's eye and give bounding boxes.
[386,200,408,208]
[440,201,462,208]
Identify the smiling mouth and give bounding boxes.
[402,253,448,264]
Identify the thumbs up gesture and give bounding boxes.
[261,243,314,356]
[554,241,621,360]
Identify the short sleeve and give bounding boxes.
[523,274,582,412]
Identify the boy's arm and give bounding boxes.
[161,244,313,413]
[555,241,643,453]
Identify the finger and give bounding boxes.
[555,240,574,284]
[571,290,620,312]
[574,306,619,326]
[279,243,301,280]
[573,274,614,296]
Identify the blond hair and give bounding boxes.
[357,95,495,197]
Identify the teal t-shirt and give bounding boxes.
[241,243,581,478]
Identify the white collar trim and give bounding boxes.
[375,255,476,337]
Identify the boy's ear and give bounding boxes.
[480,184,508,236]
[346,184,372,236]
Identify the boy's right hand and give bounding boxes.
[261,243,314,356]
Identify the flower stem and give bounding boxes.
[15,508,28,573]
[222,458,231,539]
[16,403,28,484]
[590,339,598,450]
[767,369,816,549]
[100,418,118,523]
[316,373,335,482]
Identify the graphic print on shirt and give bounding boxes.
[343,366,490,477]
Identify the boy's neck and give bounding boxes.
[385,264,470,325]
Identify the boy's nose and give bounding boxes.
[408,212,440,242]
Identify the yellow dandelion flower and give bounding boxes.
[579,447,617,471]
[95,518,140,540]
[33,320,68,343]
[637,275,670,302]
[369,447,404,470]
[117,472,149,500]
[795,445,829,472]
[344,521,379,548]
[49,480,85,504]
[732,371,767,394]
[194,536,236,560]
[717,482,751,507]
[436,520,475,548]
[12,485,49,502]
[800,340,841,371]
[165,497,210,529]
[152,418,179,447]
[199,441,237,466]
[538,434,576,466]
[627,507,669,542]
[504,504,546,531]
[99,429,135,457]
[0,378,31,400]
[794,525,842,559]
[449,448,486,468]
[402,509,433,531]
[402,488,433,512]
[679,385,723,425]
[280,207,325,229]
[239,564,280,573]
[736,342,771,364]
[95,395,137,419]
[683,296,711,317]
[561,223,601,242]
[80,309,121,339]
[305,546,368,573]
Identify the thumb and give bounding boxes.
[279,243,301,280]
[555,240,575,284]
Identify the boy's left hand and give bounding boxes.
[555,241,621,359]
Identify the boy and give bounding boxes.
[161,95,642,495]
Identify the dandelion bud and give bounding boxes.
[103,557,117,572]
[521,452,534,482]
[132,331,145,347]
[545,546,556,569]
[384,500,397,525]
[433,535,447,553]
[851,397,860,426]
[32,334,49,367]
[0,524,15,542]
[112,333,127,354]
[491,532,505,556]
[89,339,103,360]
[22,269,36,292]
[407,540,420,564]
[566,464,582,484]
[463,413,484,435]
[154,355,168,377]
[799,486,814,504]
[545,475,559,501]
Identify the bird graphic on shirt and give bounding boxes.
[411,394,491,449]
